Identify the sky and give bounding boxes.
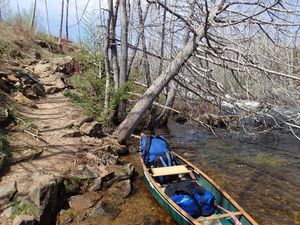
[9,0,104,42]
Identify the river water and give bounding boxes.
[120,120,300,225]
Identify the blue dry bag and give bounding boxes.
[141,135,169,166]
[165,181,215,218]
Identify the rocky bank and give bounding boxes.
[0,28,137,225]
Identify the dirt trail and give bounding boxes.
[0,56,102,225]
[5,58,87,176]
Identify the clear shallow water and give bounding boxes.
[163,120,300,225]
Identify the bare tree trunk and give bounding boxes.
[119,0,128,88]
[113,0,226,143]
[148,1,167,129]
[104,0,113,110]
[44,0,50,37]
[74,0,81,46]
[118,0,129,120]
[110,0,120,90]
[138,0,150,86]
[65,0,69,40]
[16,0,22,26]
[30,0,37,31]
[59,0,65,43]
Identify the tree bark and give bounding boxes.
[113,0,226,143]
[30,0,37,31]
[118,0,129,120]
[138,0,151,86]
[65,0,69,40]
[74,0,81,45]
[119,0,128,87]
[44,0,50,37]
[59,0,64,43]
[110,0,120,90]
[104,0,113,110]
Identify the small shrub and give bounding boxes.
[0,41,12,60]
[11,200,38,218]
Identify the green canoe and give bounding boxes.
[140,151,258,225]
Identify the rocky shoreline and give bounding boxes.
[0,45,139,225]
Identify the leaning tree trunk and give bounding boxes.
[156,0,196,127]
[113,0,226,143]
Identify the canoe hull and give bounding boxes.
[143,171,191,225]
[140,151,258,225]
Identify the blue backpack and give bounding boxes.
[165,181,215,218]
[141,135,169,166]
[153,151,180,184]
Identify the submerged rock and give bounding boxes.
[68,192,102,211]
[89,200,120,219]
[109,179,131,200]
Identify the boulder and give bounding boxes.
[12,215,38,225]
[54,79,66,89]
[0,181,17,206]
[99,153,118,166]
[7,74,19,82]
[27,174,63,225]
[56,209,73,225]
[101,164,134,189]
[109,179,131,199]
[0,78,9,93]
[108,163,134,178]
[73,165,99,179]
[89,177,102,192]
[23,83,45,99]
[45,86,61,94]
[68,192,102,211]
[79,122,105,138]
[14,92,37,108]
[89,200,120,219]
[1,206,14,218]
[55,56,80,75]
[31,83,45,97]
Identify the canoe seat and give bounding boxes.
[196,212,242,222]
[151,165,191,177]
